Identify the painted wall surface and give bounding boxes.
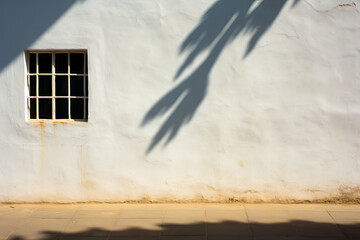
[0,0,360,202]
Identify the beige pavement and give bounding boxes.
[0,203,360,240]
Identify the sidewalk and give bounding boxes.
[1,203,360,240]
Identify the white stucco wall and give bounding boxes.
[0,0,359,202]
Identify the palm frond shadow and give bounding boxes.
[141,0,298,153]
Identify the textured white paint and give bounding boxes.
[0,0,360,202]
[304,0,360,11]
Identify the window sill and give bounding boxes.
[27,119,88,124]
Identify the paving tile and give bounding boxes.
[249,218,290,224]
[208,237,251,240]
[292,224,344,237]
[250,222,296,238]
[342,228,360,239]
[245,204,293,211]
[0,218,24,239]
[253,237,347,240]
[161,218,205,236]
[291,219,337,228]
[328,211,360,223]
[245,209,290,221]
[117,209,163,219]
[8,234,62,240]
[206,220,251,236]
[74,209,120,218]
[8,218,70,240]
[61,236,108,240]
[288,210,334,222]
[64,218,117,236]
[111,219,162,237]
[0,205,38,218]
[1,204,359,240]
[281,204,325,211]
[109,237,159,240]
[206,209,247,221]
[253,237,300,240]
[160,237,205,240]
[31,206,78,219]
[337,222,360,229]
[164,210,205,219]
[324,205,360,212]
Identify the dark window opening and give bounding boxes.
[85,99,88,119]
[56,99,69,119]
[38,75,52,96]
[70,53,84,74]
[29,99,36,119]
[29,54,36,73]
[71,99,84,119]
[85,76,88,96]
[29,76,36,96]
[39,99,52,119]
[55,53,68,73]
[70,76,84,96]
[55,76,68,96]
[38,53,52,73]
[27,51,88,121]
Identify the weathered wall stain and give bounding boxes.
[1,188,359,204]
[39,122,46,181]
[238,161,244,168]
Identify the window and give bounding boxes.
[26,50,88,121]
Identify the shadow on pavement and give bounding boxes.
[9,220,360,239]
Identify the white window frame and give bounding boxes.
[26,50,88,122]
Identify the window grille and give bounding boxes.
[26,50,88,121]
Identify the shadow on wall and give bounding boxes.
[0,0,78,72]
[9,220,360,239]
[141,0,299,154]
